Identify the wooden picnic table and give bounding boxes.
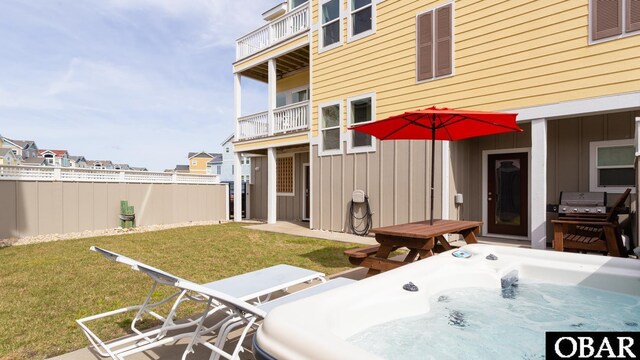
[345,219,482,277]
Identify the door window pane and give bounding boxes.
[276,93,287,107]
[495,160,521,226]
[292,89,308,103]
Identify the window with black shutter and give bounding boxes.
[417,3,452,82]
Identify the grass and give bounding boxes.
[0,222,359,360]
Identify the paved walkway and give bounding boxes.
[243,221,378,246]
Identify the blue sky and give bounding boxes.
[0,0,276,170]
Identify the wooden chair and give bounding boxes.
[551,188,631,257]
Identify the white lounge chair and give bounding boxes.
[77,246,327,360]
[136,264,356,360]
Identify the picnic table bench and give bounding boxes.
[345,219,482,277]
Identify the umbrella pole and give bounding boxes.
[430,127,435,226]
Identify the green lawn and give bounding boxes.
[0,223,358,360]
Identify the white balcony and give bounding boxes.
[236,4,310,61]
[237,101,310,141]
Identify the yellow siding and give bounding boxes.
[235,133,309,152]
[277,68,310,92]
[234,35,309,73]
[310,0,640,136]
[189,156,210,174]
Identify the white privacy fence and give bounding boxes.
[236,4,310,60]
[0,165,220,184]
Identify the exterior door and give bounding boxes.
[487,152,528,236]
[302,164,310,221]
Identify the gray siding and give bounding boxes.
[312,139,443,232]
[249,152,309,222]
[0,182,227,239]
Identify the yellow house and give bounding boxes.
[0,148,19,165]
[232,0,640,250]
[188,152,219,174]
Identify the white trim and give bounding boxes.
[635,116,640,157]
[318,100,344,156]
[414,2,455,84]
[530,119,547,250]
[506,91,640,122]
[346,92,377,154]
[302,162,310,220]
[588,0,640,45]
[441,141,450,220]
[588,138,636,193]
[234,134,310,152]
[318,0,343,53]
[268,59,277,136]
[276,153,296,196]
[481,147,531,240]
[233,152,243,222]
[267,148,277,224]
[347,0,376,43]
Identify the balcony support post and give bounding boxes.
[268,58,277,136]
[234,152,243,222]
[234,73,242,139]
[267,147,277,224]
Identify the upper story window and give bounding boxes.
[417,3,453,82]
[347,93,376,153]
[320,0,342,51]
[291,0,308,10]
[348,0,376,42]
[590,0,640,42]
[191,160,197,165]
[589,139,635,193]
[276,87,309,107]
[319,101,342,156]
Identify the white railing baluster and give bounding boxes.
[272,100,309,134]
[235,4,310,60]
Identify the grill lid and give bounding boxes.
[559,192,607,207]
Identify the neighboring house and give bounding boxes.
[130,167,148,172]
[38,149,70,167]
[86,160,114,170]
[0,148,19,165]
[232,0,640,250]
[69,156,87,168]
[113,163,130,170]
[21,157,47,166]
[212,134,250,182]
[1,138,38,159]
[188,152,221,174]
[174,164,190,173]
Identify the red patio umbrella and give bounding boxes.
[348,106,522,225]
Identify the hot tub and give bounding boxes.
[254,244,640,359]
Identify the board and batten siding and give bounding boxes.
[0,182,228,239]
[250,152,309,221]
[311,139,442,232]
[310,0,640,137]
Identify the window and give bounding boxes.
[225,147,229,153]
[590,139,635,192]
[590,0,640,42]
[320,0,342,51]
[191,160,197,165]
[417,3,453,82]
[290,0,308,9]
[216,165,221,174]
[276,156,295,195]
[347,93,376,153]
[232,165,234,175]
[348,0,375,41]
[319,101,342,156]
[276,87,309,107]
[291,89,308,103]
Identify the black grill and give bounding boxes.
[558,192,607,216]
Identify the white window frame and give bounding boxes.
[318,100,343,156]
[276,85,310,108]
[290,0,308,11]
[347,0,376,43]
[415,2,455,84]
[346,93,376,154]
[589,139,636,193]
[319,0,343,53]
[588,0,640,45]
[276,154,296,196]
[191,160,197,165]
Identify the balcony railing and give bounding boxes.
[236,4,310,61]
[237,101,310,141]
